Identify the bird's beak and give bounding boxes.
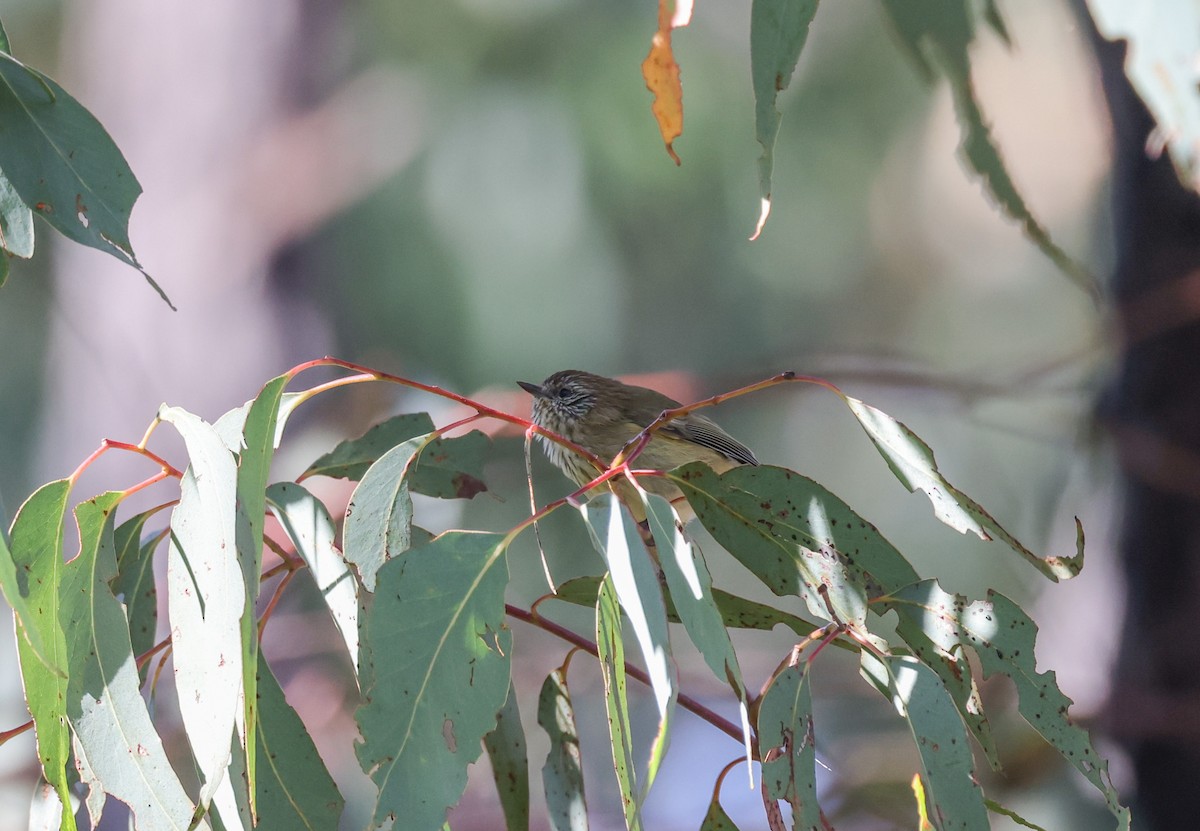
[517,380,543,397]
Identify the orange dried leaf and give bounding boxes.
[642,0,691,166]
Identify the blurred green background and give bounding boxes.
[0,0,1124,828]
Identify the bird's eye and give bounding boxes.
[557,387,573,400]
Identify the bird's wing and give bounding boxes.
[664,413,759,466]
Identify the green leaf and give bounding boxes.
[749,0,819,238]
[303,412,490,499]
[881,581,1131,829]
[60,492,206,831]
[555,575,822,638]
[878,0,1095,296]
[595,576,640,831]
[0,484,57,671]
[537,668,588,831]
[1088,0,1200,192]
[342,435,428,592]
[671,462,922,626]
[757,662,821,829]
[0,18,11,53]
[0,54,173,306]
[265,482,359,682]
[406,431,491,499]
[9,479,75,831]
[581,495,676,801]
[483,681,529,831]
[71,735,106,827]
[231,373,293,811]
[159,404,246,811]
[303,412,434,479]
[254,652,345,831]
[860,653,989,830]
[0,167,34,260]
[111,511,160,681]
[355,531,511,831]
[641,491,753,766]
[699,794,742,830]
[843,396,1084,581]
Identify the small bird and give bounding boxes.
[517,370,758,515]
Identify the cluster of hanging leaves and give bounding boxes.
[642,0,1098,294]
[0,362,1131,830]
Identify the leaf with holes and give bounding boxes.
[880,580,1131,829]
[758,662,821,829]
[355,531,511,830]
[844,396,1084,581]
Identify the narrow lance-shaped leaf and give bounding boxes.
[159,405,246,811]
[9,479,75,831]
[483,681,529,831]
[581,494,676,801]
[880,580,1131,830]
[60,492,208,831]
[266,482,359,683]
[555,574,823,640]
[757,662,821,830]
[699,796,743,831]
[843,396,1084,581]
[0,54,172,305]
[230,374,297,819]
[254,652,344,831]
[860,653,989,830]
[538,667,588,831]
[111,511,160,682]
[641,491,752,770]
[748,0,819,239]
[355,531,511,831]
[595,576,641,831]
[877,0,1095,296]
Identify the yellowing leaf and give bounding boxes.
[642,0,693,165]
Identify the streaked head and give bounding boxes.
[517,370,605,438]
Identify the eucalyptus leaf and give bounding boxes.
[0,54,171,304]
[483,681,529,831]
[355,531,511,830]
[9,480,75,830]
[538,668,588,831]
[254,653,345,830]
[595,576,640,831]
[159,404,246,810]
[581,495,675,802]
[757,662,821,829]
[61,493,206,831]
